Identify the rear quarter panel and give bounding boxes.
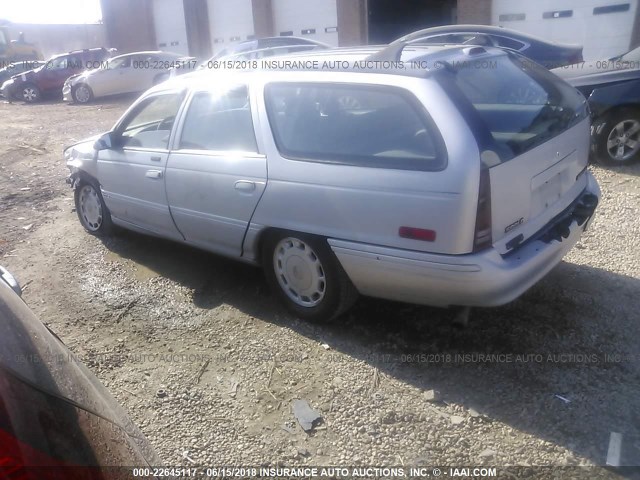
[248,72,481,256]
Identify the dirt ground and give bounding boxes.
[1,96,639,475]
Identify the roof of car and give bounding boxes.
[47,47,108,60]
[394,24,582,48]
[153,44,509,92]
[113,50,173,58]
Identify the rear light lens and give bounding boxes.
[473,168,492,252]
[399,226,436,242]
[0,427,104,479]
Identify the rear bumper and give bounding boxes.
[329,172,600,308]
[1,80,16,99]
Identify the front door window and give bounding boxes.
[117,93,184,150]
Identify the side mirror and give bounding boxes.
[94,132,117,150]
[0,266,22,297]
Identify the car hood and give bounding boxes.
[66,137,101,153]
[66,72,87,85]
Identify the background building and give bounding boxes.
[96,0,639,60]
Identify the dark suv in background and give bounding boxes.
[1,47,114,102]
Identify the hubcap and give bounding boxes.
[22,87,37,101]
[78,185,103,231]
[607,119,640,162]
[75,86,90,103]
[273,238,326,308]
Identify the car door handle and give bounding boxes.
[145,170,163,179]
[150,156,162,162]
[234,180,256,192]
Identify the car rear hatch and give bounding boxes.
[436,49,591,254]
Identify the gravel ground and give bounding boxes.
[0,97,639,477]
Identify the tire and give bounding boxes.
[73,84,93,104]
[262,231,358,322]
[20,83,40,103]
[74,180,113,236]
[594,108,640,166]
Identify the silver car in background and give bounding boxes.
[167,36,330,80]
[63,51,196,104]
[64,45,600,322]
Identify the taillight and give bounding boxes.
[0,386,104,480]
[0,428,70,480]
[473,168,492,252]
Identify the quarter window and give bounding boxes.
[118,93,184,150]
[264,83,446,171]
[179,86,257,152]
[492,35,525,50]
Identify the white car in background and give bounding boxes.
[63,51,196,104]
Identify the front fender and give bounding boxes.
[588,79,640,119]
[66,169,97,190]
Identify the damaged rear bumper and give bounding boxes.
[329,172,601,308]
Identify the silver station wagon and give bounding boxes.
[65,44,600,322]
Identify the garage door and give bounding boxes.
[208,0,256,55]
[272,0,339,46]
[492,0,639,60]
[153,0,190,55]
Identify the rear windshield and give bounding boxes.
[436,53,588,165]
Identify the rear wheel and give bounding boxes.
[20,83,40,103]
[73,84,93,104]
[595,108,640,166]
[263,231,358,322]
[74,180,113,235]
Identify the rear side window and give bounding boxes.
[264,83,446,171]
[436,54,588,165]
[492,35,525,50]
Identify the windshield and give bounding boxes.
[107,56,130,69]
[46,56,68,70]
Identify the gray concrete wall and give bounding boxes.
[100,0,156,54]
[457,0,491,24]
[337,0,368,46]
[6,23,107,59]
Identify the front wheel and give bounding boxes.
[263,232,358,322]
[74,181,113,235]
[73,84,93,104]
[594,109,640,166]
[21,83,40,103]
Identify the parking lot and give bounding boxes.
[1,96,639,471]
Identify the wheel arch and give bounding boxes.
[69,169,100,190]
[248,225,334,266]
[593,104,640,127]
